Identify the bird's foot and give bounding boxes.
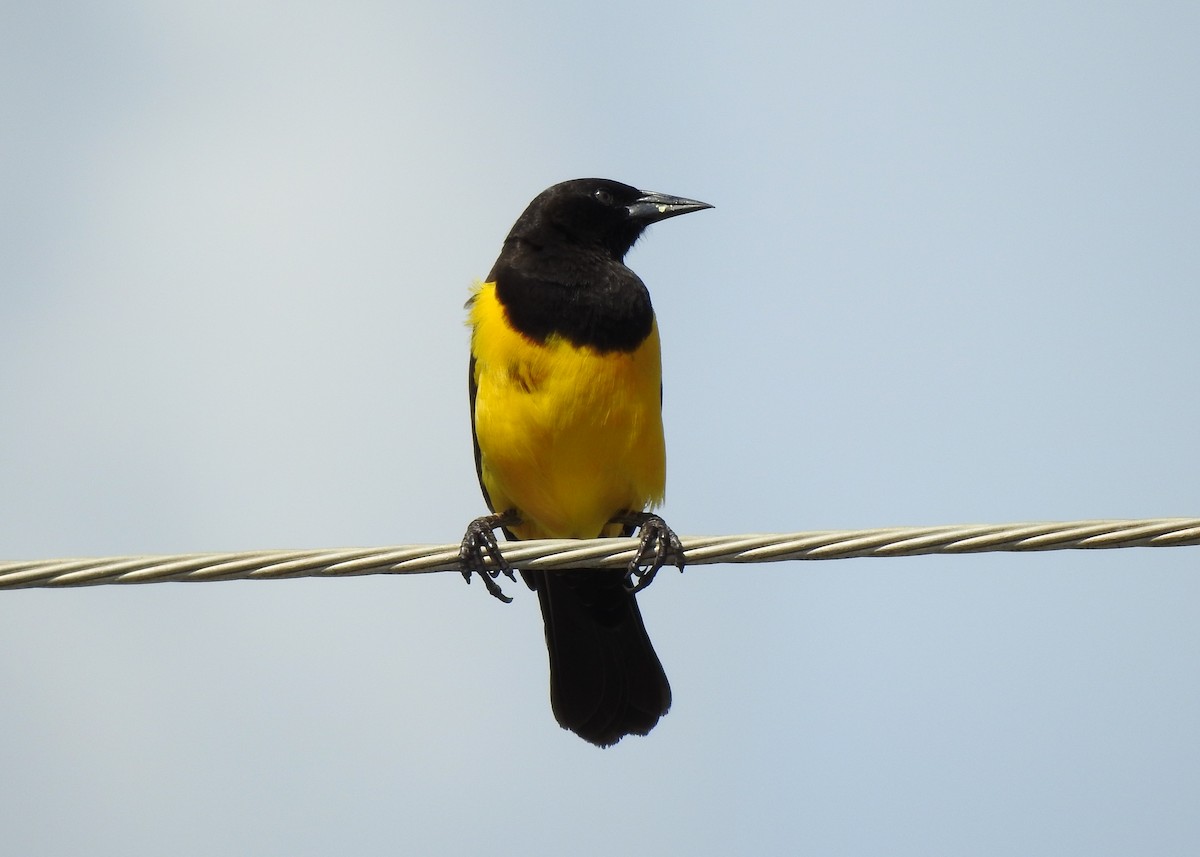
[458,510,521,603]
[611,511,685,593]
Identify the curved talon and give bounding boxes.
[610,511,685,593]
[625,567,658,594]
[458,511,521,603]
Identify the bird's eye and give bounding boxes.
[593,189,614,206]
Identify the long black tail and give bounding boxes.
[524,568,671,747]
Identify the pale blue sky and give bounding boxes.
[2,2,1199,855]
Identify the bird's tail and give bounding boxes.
[525,568,671,747]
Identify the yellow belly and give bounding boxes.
[469,282,666,540]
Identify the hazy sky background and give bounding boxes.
[3,2,1198,854]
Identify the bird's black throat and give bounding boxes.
[490,259,655,353]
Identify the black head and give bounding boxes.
[505,178,712,261]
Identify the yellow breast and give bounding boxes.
[468,282,666,540]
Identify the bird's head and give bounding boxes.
[506,178,712,261]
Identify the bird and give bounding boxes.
[459,178,712,747]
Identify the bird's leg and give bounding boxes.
[610,511,686,593]
[458,510,521,603]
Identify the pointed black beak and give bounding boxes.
[626,190,714,225]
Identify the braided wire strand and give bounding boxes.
[1,517,1197,590]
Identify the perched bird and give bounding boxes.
[460,178,711,747]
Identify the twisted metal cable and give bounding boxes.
[1,517,1197,591]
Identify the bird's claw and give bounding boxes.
[459,511,520,603]
[612,512,685,593]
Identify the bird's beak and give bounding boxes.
[627,190,713,224]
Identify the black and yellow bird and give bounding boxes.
[459,178,712,747]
